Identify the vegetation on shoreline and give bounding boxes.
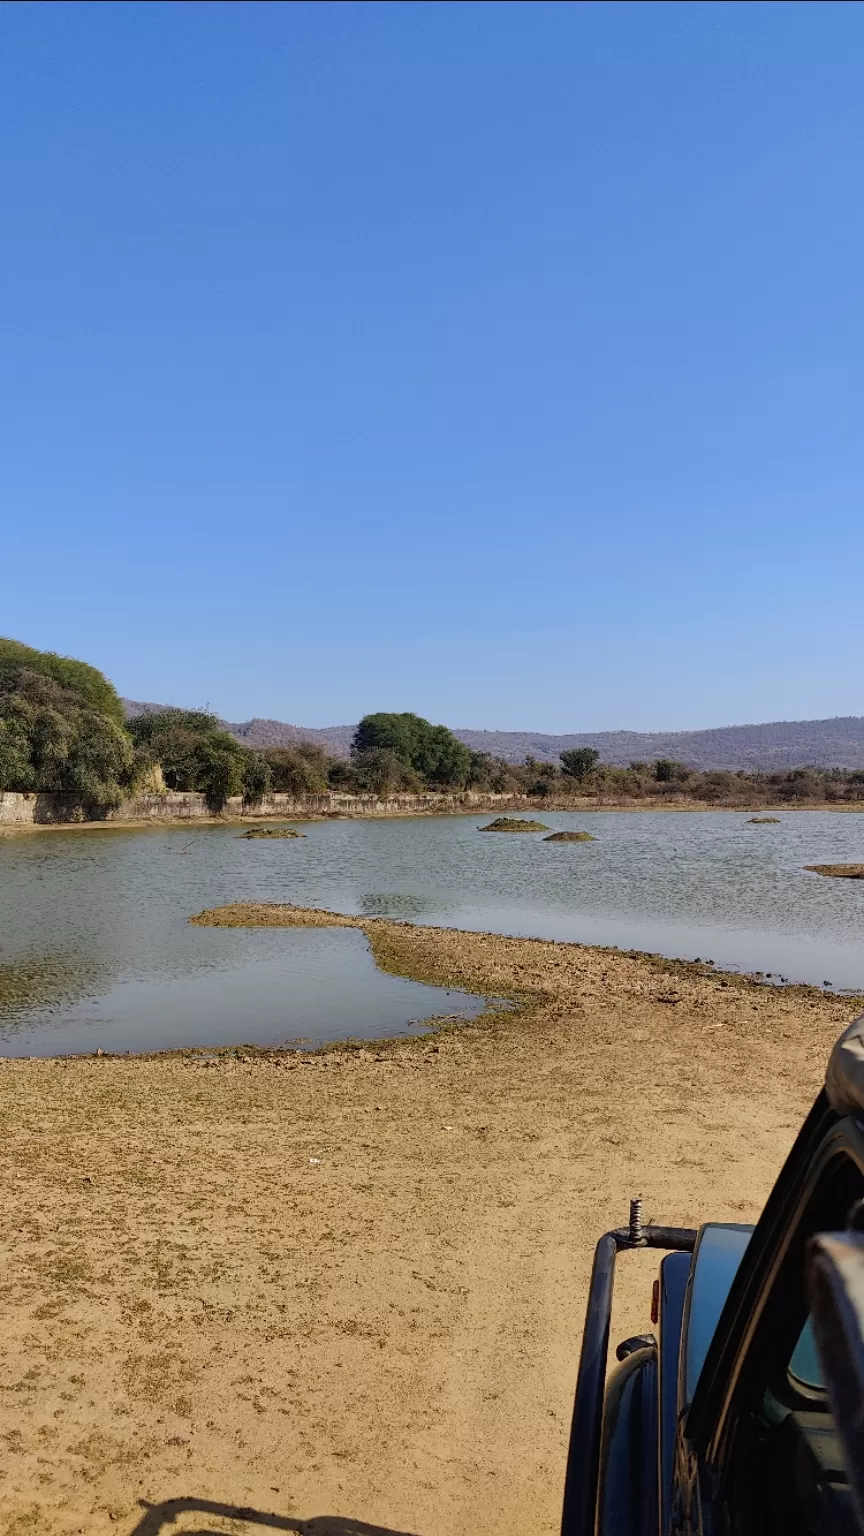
[350,711,474,789]
[6,640,864,815]
[543,756,864,807]
[0,638,135,811]
[128,707,270,810]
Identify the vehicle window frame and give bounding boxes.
[758,1146,864,1419]
[685,1095,864,1497]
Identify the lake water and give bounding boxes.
[2,810,864,1055]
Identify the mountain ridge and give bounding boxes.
[121,701,864,772]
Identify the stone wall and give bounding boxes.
[0,789,530,827]
[0,793,61,825]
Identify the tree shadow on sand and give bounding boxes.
[128,1497,420,1536]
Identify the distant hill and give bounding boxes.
[228,717,356,755]
[122,701,864,771]
[122,700,355,756]
[452,717,864,770]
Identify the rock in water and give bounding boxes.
[479,817,549,833]
[239,827,305,839]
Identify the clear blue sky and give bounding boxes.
[2,1,862,731]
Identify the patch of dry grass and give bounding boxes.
[805,863,864,879]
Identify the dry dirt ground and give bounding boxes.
[0,906,858,1536]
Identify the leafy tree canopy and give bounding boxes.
[559,747,599,780]
[653,757,689,783]
[352,712,473,787]
[127,708,222,745]
[264,743,331,795]
[0,665,134,807]
[127,708,269,808]
[0,637,125,727]
[352,712,424,762]
[349,747,415,796]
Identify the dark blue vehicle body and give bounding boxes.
[561,1014,864,1536]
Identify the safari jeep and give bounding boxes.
[560,1013,864,1536]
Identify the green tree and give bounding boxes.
[520,755,559,796]
[326,757,356,790]
[128,711,219,790]
[352,713,425,763]
[352,712,472,787]
[349,747,413,796]
[265,743,331,794]
[127,708,268,810]
[463,750,516,792]
[0,716,33,791]
[0,637,125,726]
[0,666,134,808]
[415,724,472,786]
[241,751,272,807]
[197,747,245,810]
[654,758,688,783]
[560,747,600,781]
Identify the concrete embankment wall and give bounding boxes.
[0,790,533,827]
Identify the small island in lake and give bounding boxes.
[240,827,305,839]
[805,863,864,879]
[480,817,549,833]
[544,830,596,842]
[748,816,781,825]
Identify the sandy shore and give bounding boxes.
[0,908,858,1536]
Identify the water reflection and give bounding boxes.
[0,950,105,1018]
[3,810,864,1056]
[0,926,481,1057]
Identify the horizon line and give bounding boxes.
[122,699,864,738]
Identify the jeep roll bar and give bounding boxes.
[560,1200,696,1536]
